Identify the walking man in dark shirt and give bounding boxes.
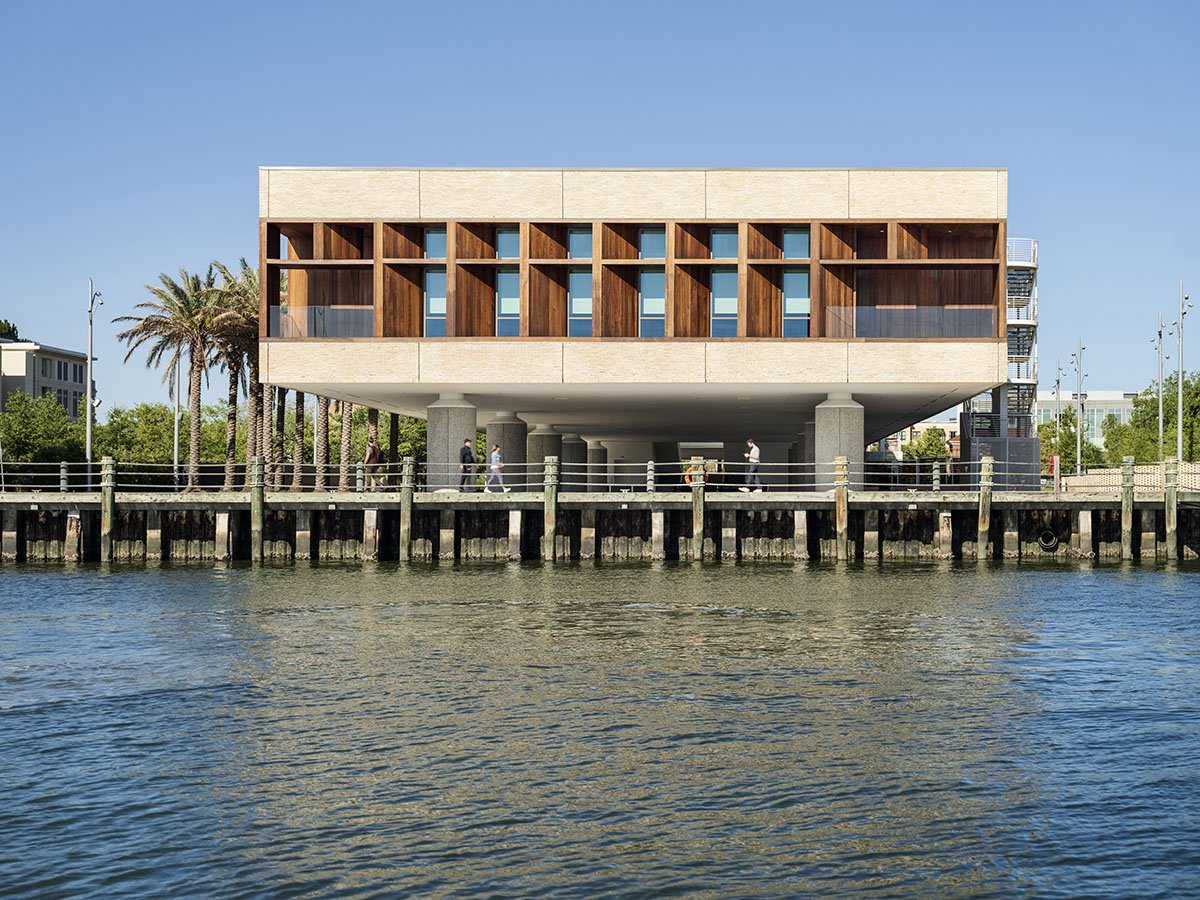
[459,438,476,491]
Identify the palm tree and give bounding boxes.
[291,391,305,491]
[274,387,287,490]
[315,396,330,490]
[115,266,216,489]
[339,401,353,489]
[209,260,264,486]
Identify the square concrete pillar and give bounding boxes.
[815,393,864,490]
[427,394,478,491]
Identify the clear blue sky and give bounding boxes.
[1,0,1197,413]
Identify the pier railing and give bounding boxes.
[1,456,1193,495]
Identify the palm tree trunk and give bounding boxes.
[388,412,400,464]
[339,401,353,489]
[292,391,305,491]
[245,351,260,485]
[223,362,240,489]
[261,382,273,484]
[188,345,203,490]
[274,387,286,490]
[367,408,379,442]
[315,396,329,491]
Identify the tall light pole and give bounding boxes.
[173,362,181,488]
[1152,314,1169,458]
[1054,359,1063,436]
[87,279,103,488]
[1070,341,1086,475]
[1171,281,1192,462]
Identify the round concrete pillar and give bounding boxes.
[560,433,587,491]
[426,393,478,491]
[527,425,562,483]
[587,441,609,492]
[815,393,864,490]
[485,412,527,490]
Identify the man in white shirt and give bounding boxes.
[739,438,763,492]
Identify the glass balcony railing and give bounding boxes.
[269,307,374,338]
[828,306,996,339]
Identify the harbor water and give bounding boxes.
[2,562,1198,898]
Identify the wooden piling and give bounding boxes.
[976,456,992,561]
[793,509,808,560]
[100,457,115,563]
[690,456,705,561]
[937,510,953,559]
[651,510,665,560]
[398,457,414,562]
[1003,508,1019,559]
[439,509,455,561]
[1120,456,1134,561]
[1165,458,1178,561]
[295,509,312,560]
[542,456,558,561]
[863,509,879,560]
[1076,508,1093,559]
[250,456,264,564]
[834,457,848,562]
[581,509,597,560]
[215,512,230,562]
[508,509,522,561]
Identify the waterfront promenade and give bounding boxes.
[1,455,1196,565]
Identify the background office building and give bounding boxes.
[1037,389,1137,445]
[0,337,92,420]
[258,167,1010,485]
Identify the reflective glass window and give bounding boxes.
[639,228,666,259]
[782,228,811,259]
[425,228,447,258]
[568,269,592,337]
[495,228,519,259]
[710,228,738,259]
[639,268,666,336]
[710,268,738,337]
[425,268,447,336]
[568,228,593,259]
[782,267,810,338]
[496,268,520,336]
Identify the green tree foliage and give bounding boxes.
[0,319,18,340]
[901,427,950,461]
[0,391,84,462]
[1038,404,1103,471]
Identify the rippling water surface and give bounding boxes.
[1,561,1198,899]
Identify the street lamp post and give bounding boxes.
[87,279,103,489]
[1054,359,1063,437]
[1070,340,1087,475]
[1171,281,1192,463]
[1153,314,1169,458]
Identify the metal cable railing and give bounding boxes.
[2,457,1194,495]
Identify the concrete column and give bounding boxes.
[560,433,587,492]
[1076,509,1094,559]
[439,509,455,561]
[296,509,313,561]
[485,411,527,490]
[1003,508,1019,559]
[65,511,82,563]
[527,425,561,481]
[937,510,953,559]
[1,508,17,562]
[587,441,609,492]
[363,508,379,562]
[427,394,478,491]
[215,512,231,562]
[507,509,522,561]
[723,510,739,560]
[651,510,665,560]
[815,394,864,491]
[580,508,597,559]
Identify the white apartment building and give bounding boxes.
[0,338,92,420]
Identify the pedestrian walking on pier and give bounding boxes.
[486,443,511,492]
[364,438,383,491]
[740,438,763,492]
[459,438,476,491]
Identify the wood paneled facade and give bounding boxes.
[261,218,1006,341]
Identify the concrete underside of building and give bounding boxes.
[263,339,1004,445]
